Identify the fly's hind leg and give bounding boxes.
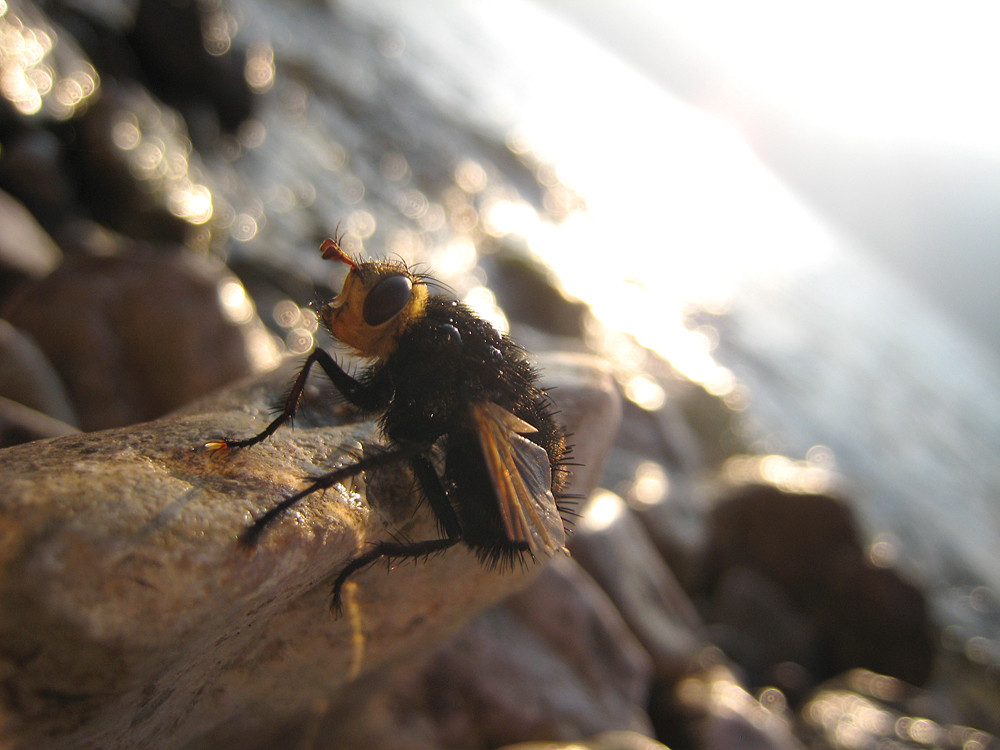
[239,443,426,547]
[330,452,466,614]
[330,537,460,615]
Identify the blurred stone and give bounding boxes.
[0,0,100,126]
[75,84,214,242]
[800,669,999,750]
[0,144,75,247]
[486,249,589,338]
[0,395,78,447]
[0,319,77,428]
[0,189,63,302]
[825,554,937,686]
[320,557,653,748]
[2,247,278,430]
[571,490,704,685]
[706,567,819,693]
[667,658,805,750]
[702,483,862,602]
[500,730,672,750]
[129,0,254,137]
[702,481,936,687]
[0,351,618,749]
[502,558,655,732]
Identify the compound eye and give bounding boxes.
[363,274,412,326]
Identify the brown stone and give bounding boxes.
[571,490,705,684]
[3,249,278,431]
[0,351,618,749]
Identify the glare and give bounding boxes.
[132,138,165,176]
[380,152,409,182]
[723,454,835,495]
[202,10,233,56]
[218,280,255,325]
[482,199,537,238]
[579,489,625,533]
[463,286,507,333]
[244,42,275,92]
[168,183,213,224]
[623,374,666,411]
[417,202,446,231]
[346,209,376,239]
[341,175,365,204]
[436,237,477,275]
[272,299,302,328]
[868,534,900,568]
[285,328,314,354]
[454,158,488,193]
[399,188,428,219]
[0,7,98,118]
[111,115,141,150]
[628,461,669,509]
[647,0,1000,152]
[231,213,259,242]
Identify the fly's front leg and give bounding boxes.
[205,349,385,455]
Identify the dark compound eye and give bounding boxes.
[363,274,412,326]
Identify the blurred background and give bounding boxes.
[371,0,1000,644]
[2,0,999,739]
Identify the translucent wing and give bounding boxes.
[471,401,567,557]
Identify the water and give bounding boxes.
[223,0,1000,644]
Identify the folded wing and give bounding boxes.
[471,401,567,557]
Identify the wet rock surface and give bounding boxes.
[0,352,619,750]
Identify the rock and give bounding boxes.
[799,669,999,749]
[2,248,279,430]
[702,481,863,603]
[570,490,705,685]
[129,0,254,136]
[666,657,805,750]
[500,729,673,750]
[0,319,77,429]
[0,0,100,126]
[0,133,76,236]
[501,558,655,735]
[486,250,589,338]
[0,188,63,277]
[0,395,78,447]
[701,480,937,688]
[318,557,654,748]
[705,567,819,698]
[0,351,618,749]
[824,554,937,687]
[0,189,63,302]
[74,83,214,241]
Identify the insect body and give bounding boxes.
[208,237,571,611]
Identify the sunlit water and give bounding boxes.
[351,1,1000,635]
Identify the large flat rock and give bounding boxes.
[0,351,619,749]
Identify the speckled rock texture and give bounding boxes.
[0,352,620,750]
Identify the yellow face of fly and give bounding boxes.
[320,257,429,361]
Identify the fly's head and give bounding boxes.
[318,237,429,360]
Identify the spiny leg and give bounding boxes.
[330,537,461,615]
[207,349,388,453]
[330,452,465,614]
[409,455,462,539]
[239,443,427,547]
